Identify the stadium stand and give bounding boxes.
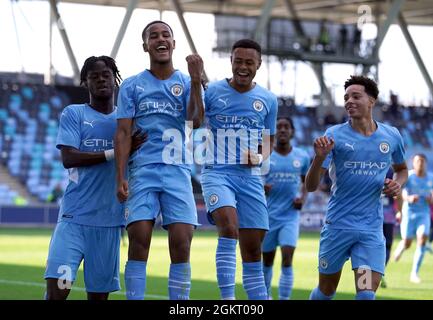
[0,81,73,203]
[1,76,433,208]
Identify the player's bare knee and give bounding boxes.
[87,292,109,300]
[319,282,337,296]
[128,240,150,260]
[242,247,262,262]
[355,267,381,291]
[262,253,275,266]
[281,257,293,267]
[46,279,70,300]
[219,224,238,239]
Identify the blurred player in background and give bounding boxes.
[393,154,433,283]
[305,75,408,300]
[262,116,309,299]
[115,21,204,300]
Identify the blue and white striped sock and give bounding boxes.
[412,245,427,275]
[168,262,191,300]
[355,290,375,300]
[216,237,237,300]
[279,266,293,300]
[262,265,273,298]
[242,261,268,300]
[125,260,147,300]
[309,287,335,300]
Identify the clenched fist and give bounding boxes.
[186,54,203,82]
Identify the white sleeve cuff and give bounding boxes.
[104,149,115,161]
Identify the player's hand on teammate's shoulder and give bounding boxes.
[383,178,402,198]
[130,129,147,156]
[313,136,334,158]
[186,54,204,81]
[264,184,272,195]
[117,180,129,203]
[293,197,304,210]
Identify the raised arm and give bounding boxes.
[186,54,205,129]
[305,136,334,192]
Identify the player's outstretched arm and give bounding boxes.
[186,54,205,129]
[305,136,334,192]
[60,146,112,169]
[115,118,133,203]
[383,162,408,198]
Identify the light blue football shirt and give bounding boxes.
[265,148,310,224]
[203,79,278,176]
[403,171,433,217]
[117,70,198,169]
[322,121,405,230]
[56,104,124,227]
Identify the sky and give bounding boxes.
[1,0,433,106]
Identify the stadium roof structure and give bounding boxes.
[57,0,433,26]
[41,0,433,106]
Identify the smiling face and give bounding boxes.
[276,118,294,145]
[142,22,175,64]
[84,60,115,100]
[344,84,375,119]
[230,47,261,92]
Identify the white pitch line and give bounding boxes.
[0,279,168,300]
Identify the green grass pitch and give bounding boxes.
[0,228,432,300]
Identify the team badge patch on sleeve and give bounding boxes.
[209,194,219,206]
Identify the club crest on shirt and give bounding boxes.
[209,194,219,206]
[171,84,183,97]
[293,159,301,168]
[379,142,390,154]
[253,100,264,112]
[319,257,328,269]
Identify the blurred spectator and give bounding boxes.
[352,26,361,56]
[388,92,401,118]
[47,183,63,204]
[14,195,28,206]
[339,24,348,55]
[381,168,400,288]
[318,19,331,52]
[323,112,339,126]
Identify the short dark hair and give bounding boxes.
[414,153,427,160]
[142,20,173,41]
[80,56,122,87]
[231,39,261,57]
[344,75,379,99]
[277,116,295,131]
